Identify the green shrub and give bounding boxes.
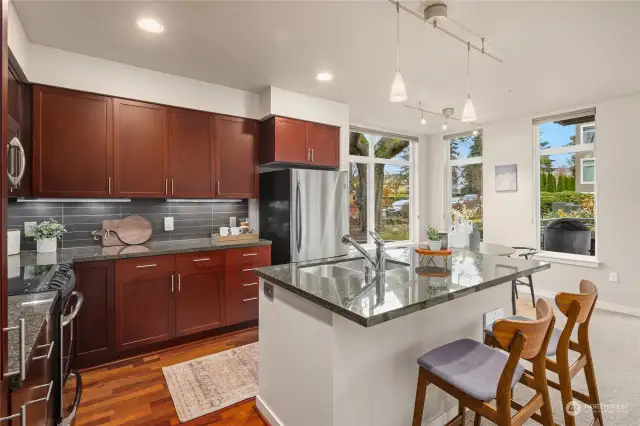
[540,191,593,214]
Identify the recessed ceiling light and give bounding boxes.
[316,72,333,82]
[136,17,165,34]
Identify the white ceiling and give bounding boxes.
[13,1,640,135]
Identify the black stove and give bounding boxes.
[8,263,75,297]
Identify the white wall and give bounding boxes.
[8,2,29,73]
[477,94,640,311]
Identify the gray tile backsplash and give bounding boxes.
[8,199,249,250]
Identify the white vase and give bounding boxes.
[428,240,442,251]
[37,237,57,253]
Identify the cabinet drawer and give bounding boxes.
[226,246,271,266]
[175,251,225,273]
[226,284,259,325]
[226,264,263,284]
[116,255,174,279]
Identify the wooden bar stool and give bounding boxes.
[412,299,556,426]
[485,280,602,426]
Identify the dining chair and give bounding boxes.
[485,280,602,426]
[412,299,556,426]
[511,246,538,313]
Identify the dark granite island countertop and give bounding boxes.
[17,237,272,266]
[7,291,58,390]
[254,246,550,327]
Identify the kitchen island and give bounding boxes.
[253,247,549,426]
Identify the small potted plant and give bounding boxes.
[32,219,67,253]
[426,226,442,251]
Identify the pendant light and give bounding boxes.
[389,2,407,102]
[461,42,477,122]
[419,101,427,125]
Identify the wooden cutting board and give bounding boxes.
[114,215,153,245]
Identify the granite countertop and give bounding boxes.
[16,238,272,266]
[7,291,58,390]
[254,246,550,327]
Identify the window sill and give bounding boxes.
[534,251,599,268]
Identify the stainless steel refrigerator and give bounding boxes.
[259,169,349,265]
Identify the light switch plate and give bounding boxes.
[264,281,274,301]
[483,308,505,329]
[164,217,174,231]
[24,221,37,237]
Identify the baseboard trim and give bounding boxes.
[520,288,640,318]
[255,395,285,426]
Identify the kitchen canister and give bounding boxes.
[7,229,20,255]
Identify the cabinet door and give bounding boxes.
[113,98,168,197]
[33,86,113,197]
[274,117,308,164]
[168,108,215,198]
[175,269,224,337]
[307,123,339,168]
[215,115,258,198]
[115,257,175,351]
[73,261,115,369]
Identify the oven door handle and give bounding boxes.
[60,372,82,426]
[62,291,83,327]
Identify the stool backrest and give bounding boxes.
[555,280,598,324]
[493,299,555,360]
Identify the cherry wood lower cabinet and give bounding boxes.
[73,246,271,369]
[73,261,115,368]
[115,256,175,351]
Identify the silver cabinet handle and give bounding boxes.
[242,297,258,302]
[217,181,220,195]
[4,318,26,380]
[33,341,55,361]
[165,178,168,195]
[108,177,112,195]
[243,253,258,257]
[242,267,254,272]
[171,178,174,195]
[0,405,26,426]
[192,258,210,262]
[178,273,181,292]
[242,282,258,287]
[311,149,314,162]
[135,264,157,269]
[171,274,174,293]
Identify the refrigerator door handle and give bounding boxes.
[296,177,302,253]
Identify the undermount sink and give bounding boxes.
[298,257,409,279]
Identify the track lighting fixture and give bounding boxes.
[389,2,407,102]
[461,42,477,122]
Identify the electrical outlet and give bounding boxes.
[24,221,37,237]
[164,217,174,231]
[483,308,504,329]
[609,271,619,283]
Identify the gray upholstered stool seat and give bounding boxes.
[417,338,525,401]
[484,316,562,356]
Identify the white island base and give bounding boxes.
[256,278,512,426]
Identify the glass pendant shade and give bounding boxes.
[389,71,407,102]
[461,95,477,122]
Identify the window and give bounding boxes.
[349,129,416,244]
[446,132,483,238]
[535,113,596,257]
[580,158,595,184]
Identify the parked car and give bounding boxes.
[451,197,461,205]
[462,194,479,201]
[387,199,409,215]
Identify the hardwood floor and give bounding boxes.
[66,298,535,426]
[65,326,266,426]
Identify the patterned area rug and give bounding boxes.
[163,342,259,423]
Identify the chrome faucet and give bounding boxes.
[341,231,387,276]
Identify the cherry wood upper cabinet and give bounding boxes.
[168,108,215,198]
[33,86,113,197]
[260,116,339,168]
[215,115,258,198]
[113,98,168,197]
[307,123,340,168]
[260,116,308,165]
